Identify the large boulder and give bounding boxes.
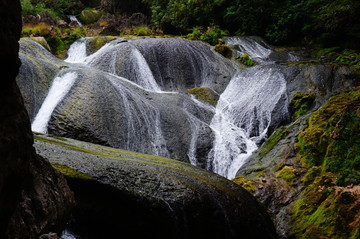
[34,133,278,239]
[0,1,74,238]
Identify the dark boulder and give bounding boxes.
[0,1,74,238]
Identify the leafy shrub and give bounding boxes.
[186,26,228,45]
[237,53,255,66]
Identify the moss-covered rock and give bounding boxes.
[214,43,232,58]
[187,87,219,106]
[78,9,104,25]
[232,176,256,194]
[276,166,297,185]
[293,86,360,239]
[34,133,278,239]
[289,92,315,119]
[86,36,117,55]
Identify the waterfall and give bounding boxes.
[182,96,215,165]
[129,48,161,92]
[208,66,288,179]
[31,72,78,133]
[65,38,88,63]
[20,36,293,180]
[106,75,170,157]
[68,15,83,27]
[225,36,272,61]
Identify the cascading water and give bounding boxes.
[68,15,83,27]
[21,36,292,180]
[31,72,78,133]
[207,66,288,179]
[106,75,170,157]
[65,38,88,63]
[128,48,161,91]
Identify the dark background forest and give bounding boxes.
[21,0,360,48]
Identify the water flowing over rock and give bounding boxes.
[207,65,289,179]
[17,35,356,181]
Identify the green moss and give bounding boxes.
[52,164,93,180]
[232,176,256,194]
[214,43,232,58]
[236,53,255,66]
[290,92,316,119]
[292,86,360,239]
[78,9,104,25]
[296,87,360,184]
[87,36,117,55]
[258,126,287,158]
[45,36,66,58]
[276,166,297,185]
[187,87,219,106]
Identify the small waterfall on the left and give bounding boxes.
[31,72,78,133]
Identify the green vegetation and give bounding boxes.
[232,176,256,194]
[236,53,255,67]
[187,87,219,106]
[276,166,297,185]
[20,0,73,18]
[214,39,232,58]
[258,126,287,158]
[292,86,360,238]
[52,163,94,180]
[289,92,315,119]
[297,87,360,185]
[185,26,229,46]
[20,1,360,50]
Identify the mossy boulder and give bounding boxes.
[214,43,232,58]
[78,9,105,25]
[187,87,219,106]
[86,36,117,55]
[34,133,278,239]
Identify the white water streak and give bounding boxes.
[65,39,87,63]
[209,67,287,179]
[130,48,161,92]
[31,72,78,133]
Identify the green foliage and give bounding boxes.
[143,0,225,32]
[292,173,359,239]
[289,92,315,119]
[21,0,73,18]
[186,26,228,45]
[236,53,255,67]
[214,42,232,58]
[45,36,66,57]
[22,22,52,36]
[134,26,150,36]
